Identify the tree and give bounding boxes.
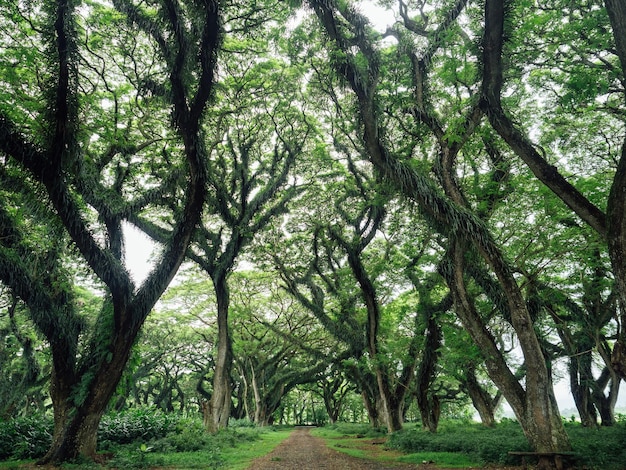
[0,0,217,461]
[302,0,571,456]
[478,0,626,381]
[313,368,355,425]
[129,7,312,430]
[230,272,330,425]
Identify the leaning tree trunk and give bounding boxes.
[591,367,620,426]
[346,244,405,432]
[461,366,500,428]
[569,352,599,428]
[444,240,571,460]
[415,308,442,432]
[604,0,626,381]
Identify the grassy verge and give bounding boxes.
[117,426,293,469]
[312,420,626,469]
[386,419,626,470]
[312,424,479,469]
[219,427,292,470]
[0,426,293,470]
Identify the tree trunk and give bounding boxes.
[462,366,500,428]
[40,322,137,464]
[569,352,599,428]
[604,1,626,378]
[251,362,263,424]
[361,390,381,428]
[415,308,442,432]
[346,245,404,432]
[590,368,620,426]
[607,143,626,380]
[444,240,571,455]
[208,275,232,433]
[417,393,441,433]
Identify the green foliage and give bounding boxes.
[152,418,210,453]
[0,410,267,467]
[322,422,387,438]
[387,420,626,469]
[0,414,53,460]
[563,421,626,469]
[387,421,531,466]
[98,408,177,449]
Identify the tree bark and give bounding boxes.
[415,309,443,432]
[41,309,143,463]
[461,366,500,428]
[443,239,571,454]
[208,274,233,433]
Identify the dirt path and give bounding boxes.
[247,427,420,470]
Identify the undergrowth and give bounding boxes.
[387,418,626,469]
[0,410,262,468]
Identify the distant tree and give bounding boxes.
[230,272,330,426]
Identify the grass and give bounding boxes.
[397,451,479,468]
[310,425,482,468]
[0,427,293,470]
[220,428,292,470]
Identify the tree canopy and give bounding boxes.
[1,0,625,464]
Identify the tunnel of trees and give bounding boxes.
[1,0,626,465]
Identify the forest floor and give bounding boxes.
[245,427,524,470]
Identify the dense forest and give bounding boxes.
[1,0,626,466]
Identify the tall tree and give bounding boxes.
[0,0,217,461]
[135,46,312,430]
[478,0,626,379]
[303,0,571,455]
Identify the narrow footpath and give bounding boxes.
[246,427,419,470]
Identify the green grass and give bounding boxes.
[312,424,455,467]
[220,428,292,470]
[397,451,479,468]
[0,427,293,470]
[314,420,626,470]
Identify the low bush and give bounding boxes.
[0,415,53,460]
[327,422,387,437]
[229,418,256,428]
[98,408,177,448]
[566,421,626,469]
[387,421,531,466]
[387,420,626,469]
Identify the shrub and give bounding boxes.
[229,418,256,428]
[0,414,53,460]
[329,422,386,437]
[567,421,626,469]
[98,408,176,448]
[153,418,210,452]
[0,419,16,459]
[387,420,530,465]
